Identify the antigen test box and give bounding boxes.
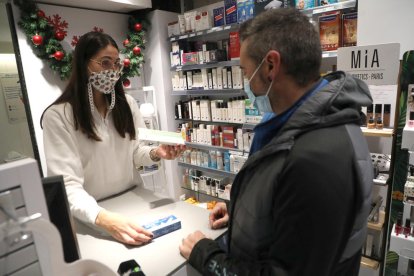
[142,215,181,238]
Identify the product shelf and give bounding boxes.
[301,0,357,16]
[361,127,393,137]
[389,224,414,260]
[183,120,244,126]
[178,161,237,178]
[171,60,240,72]
[185,142,245,153]
[171,88,244,96]
[367,210,385,232]
[169,24,239,42]
[181,186,230,202]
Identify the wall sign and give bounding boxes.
[338,43,400,85]
[0,74,26,124]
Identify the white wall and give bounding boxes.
[358,0,414,59]
[0,54,34,162]
[143,10,182,199]
[12,3,131,174]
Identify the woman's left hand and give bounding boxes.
[156,144,186,160]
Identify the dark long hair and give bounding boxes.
[40,31,136,141]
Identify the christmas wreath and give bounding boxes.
[13,0,146,85]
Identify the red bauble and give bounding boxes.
[123,79,131,87]
[37,10,45,18]
[32,34,43,46]
[53,51,64,61]
[134,23,142,32]
[55,31,65,41]
[133,46,141,55]
[123,39,130,46]
[123,58,131,67]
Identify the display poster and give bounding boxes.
[0,73,26,124]
[337,43,400,85]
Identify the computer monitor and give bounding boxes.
[42,175,80,263]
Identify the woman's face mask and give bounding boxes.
[88,68,122,94]
[87,67,122,112]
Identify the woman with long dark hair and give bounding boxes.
[41,31,184,245]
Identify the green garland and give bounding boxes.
[13,0,146,83]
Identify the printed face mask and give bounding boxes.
[88,68,121,94]
[243,58,274,114]
[87,68,122,112]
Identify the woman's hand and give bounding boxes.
[155,144,186,160]
[95,209,153,245]
[209,202,229,229]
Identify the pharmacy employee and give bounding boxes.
[42,31,184,245]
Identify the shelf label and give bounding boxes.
[179,35,188,39]
[170,37,176,42]
[189,33,195,37]
[207,29,215,33]
[314,6,334,14]
[196,31,203,36]
[224,26,231,30]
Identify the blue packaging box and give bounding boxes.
[141,215,181,238]
[237,0,254,23]
[213,7,225,27]
[225,0,238,25]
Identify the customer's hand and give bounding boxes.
[209,202,229,229]
[156,144,186,160]
[95,209,153,245]
[179,230,206,260]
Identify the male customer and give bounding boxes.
[180,8,373,276]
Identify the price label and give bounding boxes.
[189,33,196,37]
[207,29,214,33]
[224,26,231,30]
[170,37,176,42]
[179,35,188,39]
[314,6,334,14]
[196,32,203,36]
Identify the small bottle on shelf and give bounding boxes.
[367,117,375,129]
[383,104,391,128]
[376,117,383,130]
[404,218,411,238]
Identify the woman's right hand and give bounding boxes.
[95,209,153,245]
[209,202,229,229]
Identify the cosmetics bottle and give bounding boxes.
[383,104,391,128]
[366,104,374,125]
[404,218,411,238]
[409,111,414,128]
[376,117,383,130]
[217,151,223,170]
[375,104,382,122]
[205,178,211,195]
[367,117,375,129]
[395,218,402,235]
[211,180,216,196]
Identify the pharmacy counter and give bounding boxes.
[75,187,227,275]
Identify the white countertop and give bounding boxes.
[75,187,227,275]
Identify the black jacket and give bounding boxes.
[189,72,373,276]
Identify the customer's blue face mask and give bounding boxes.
[243,58,274,114]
